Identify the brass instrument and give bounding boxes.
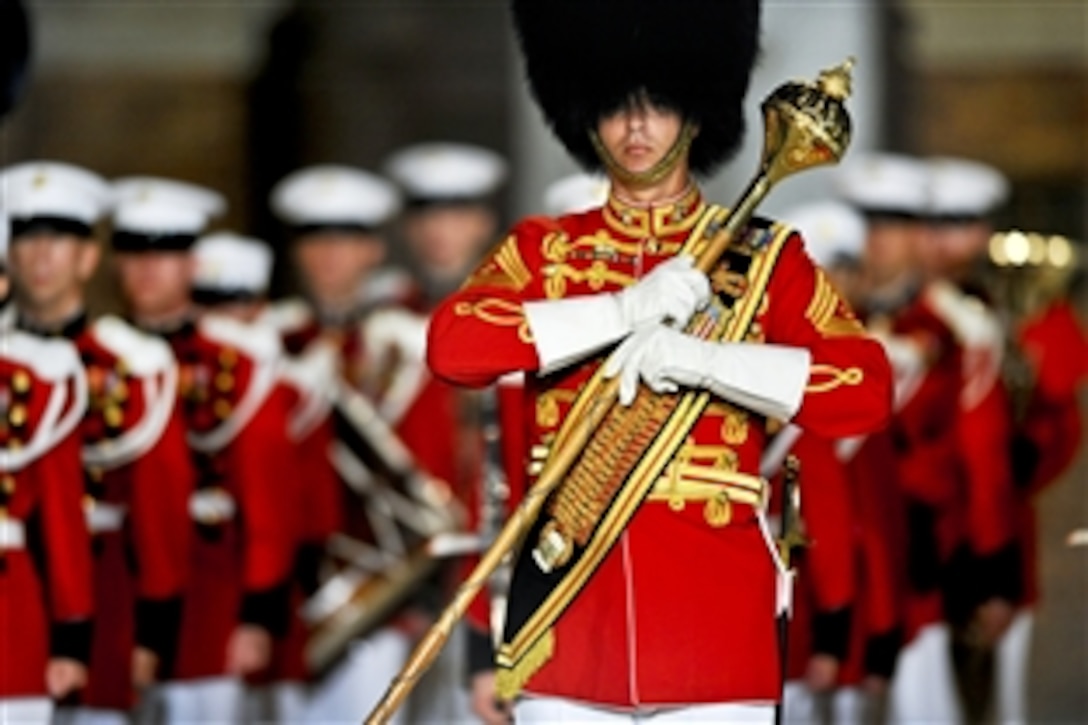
[302,378,462,675]
[364,58,856,724]
[985,230,1082,422]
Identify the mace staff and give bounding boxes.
[364,57,855,725]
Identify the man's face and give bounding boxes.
[596,95,685,176]
[863,220,919,287]
[403,205,497,276]
[293,230,385,307]
[115,251,193,318]
[929,221,990,278]
[8,231,99,313]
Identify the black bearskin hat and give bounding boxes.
[511,0,761,176]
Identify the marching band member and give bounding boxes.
[268,165,417,724]
[837,152,967,725]
[0,196,93,725]
[428,2,893,722]
[2,162,195,725]
[108,177,293,723]
[923,157,1020,724]
[382,141,509,723]
[197,231,339,722]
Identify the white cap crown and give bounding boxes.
[112,177,226,236]
[834,152,929,217]
[780,200,866,269]
[384,142,507,203]
[926,157,1009,219]
[270,165,401,229]
[1,161,111,226]
[192,231,274,296]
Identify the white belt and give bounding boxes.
[0,517,26,550]
[189,488,236,525]
[86,501,128,534]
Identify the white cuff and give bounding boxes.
[524,295,628,376]
[705,343,812,421]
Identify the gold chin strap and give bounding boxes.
[590,121,697,188]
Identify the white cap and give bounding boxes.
[834,152,929,217]
[927,157,1009,219]
[270,165,401,229]
[112,177,226,237]
[384,142,507,204]
[0,160,111,227]
[543,172,610,216]
[192,231,274,297]
[780,200,866,269]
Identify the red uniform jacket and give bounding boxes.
[838,429,907,684]
[72,316,193,709]
[888,293,964,638]
[261,318,343,684]
[923,285,1018,626]
[163,315,298,681]
[428,188,893,708]
[0,331,93,698]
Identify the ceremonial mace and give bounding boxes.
[365,58,856,724]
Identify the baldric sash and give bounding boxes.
[495,207,795,697]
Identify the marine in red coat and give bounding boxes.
[2,161,196,722]
[0,330,93,717]
[69,316,192,714]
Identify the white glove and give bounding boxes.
[602,325,811,421]
[524,255,710,375]
[364,308,429,364]
[925,281,1003,351]
[615,255,710,329]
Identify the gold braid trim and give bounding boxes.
[453,299,533,343]
[806,364,864,393]
[495,629,554,701]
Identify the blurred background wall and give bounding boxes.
[1,1,1085,718]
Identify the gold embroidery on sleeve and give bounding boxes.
[806,364,864,393]
[494,236,533,291]
[453,298,533,343]
[805,270,866,337]
[464,235,533,291]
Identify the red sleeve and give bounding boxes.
[128,410,193,599]
[428,219,556,388]
[764,236,894,438]
[39,429,94,622]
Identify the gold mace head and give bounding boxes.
[759,57,855,187]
